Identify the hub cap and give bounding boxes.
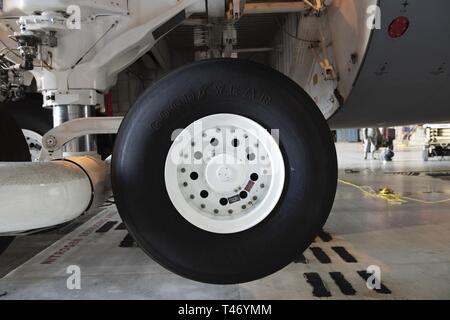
[164,114,285,234]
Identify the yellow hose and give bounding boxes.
[338,179,450,205]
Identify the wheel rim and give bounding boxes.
[22,129,43,162]
[164,114,285,234]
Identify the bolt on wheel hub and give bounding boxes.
[165,114,285,234]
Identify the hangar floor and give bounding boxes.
[1,143,449,300]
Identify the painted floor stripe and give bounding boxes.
[303,272,332,298]
[318,230,333,242]
[329,272,356,296]
[115,222,127,230]
[309,247,332,264]
[332,246,358,263]
[119,233,136,248]
[95,221,118,233]
[294,253,308,264]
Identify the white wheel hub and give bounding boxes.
[205,154,246,193]
[164,114,285,234]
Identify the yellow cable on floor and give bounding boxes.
[338,179,450,205]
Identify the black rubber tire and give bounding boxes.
[0,107,31,254]
[4,93,53,136]
[112,59,337,284]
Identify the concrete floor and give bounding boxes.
[0,143,449,300]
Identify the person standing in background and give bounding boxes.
[379,127,396,161]
[363,127,379,160]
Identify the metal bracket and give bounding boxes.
[311,11,337,81]
[303,0,324,13]
[226,0,245,21]
[40,117,123,161]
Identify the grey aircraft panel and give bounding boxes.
[328,0,450,129]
